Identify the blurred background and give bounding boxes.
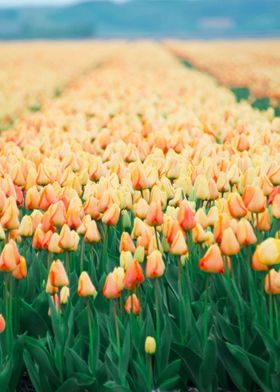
[0,0,279,40]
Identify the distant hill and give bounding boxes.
[0,0,279,39]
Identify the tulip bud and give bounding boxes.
[123,260,145,290]
[145,201,164,227]
[48,232,63,254]
[60,286,70,304]
[227,193,247,219]
[50,201,67,227]
[256,209,271,232]
[124,294,141,315]
[146,250,165,278]
[236,219,257,246]
[265,269,280,294]
[84,220,101,243]
[134,246,145,263]
[78,272,97,297]
[12,256,27,280]
[59,224,79,251]
[220,227,240,256]
[0,239,20,272]
[169,230,188,256]
[243,186,266,213]
[122,210,131,230]
[103,272,121,299]
[112,267,125,290]
[145,336,156,354]
[0,314,6,333]
[48,260,69,287]
[102,204,120,226]
[18,215,34,237]
[199,244,226,273]
[119,232,135,253]
[194,175,210,200]
[177,200,196,231]
[120,251,134,270]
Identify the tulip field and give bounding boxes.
[1,41,280,391]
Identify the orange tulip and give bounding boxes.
[0,314,6,333]
[192,224,209,243]
[25,186,40,210]
[0,239,20,272]
[30,210,43,230]
[146,250,165,278]
[84,220,101,243]
[124,294,141,315]
[214,213,231,243]
[195,208,208,229]
[48,260,69,287]
[59,224,79,251]
[38,184,57,210]
[50,201,67,227]
[256,209,271,231]
[163,217,180,245]
[102,204,120,226]
[220,227,240,256]
[145,201,164,226]
[177,200,196,231]
[131,164,149,191]
[208,179,219,200]
[194,174,210,200]
[169,230,188,255]
[207,206,219,227]
[1,198,20,230]
[78,272,97,297]
[83,196,100,220]
[236,134,250,151]
[242,186,266,213]
[236,219,257,246]
[32,224,46,250]
[48,232,63,254]
[12,256,27,280]
[252,247,268,271]
[272,194,280,219]
[134,198,149,219]
[123,260,144,290]
[18,215,33,237]
[265,269,280,294]
[228,193,247,219]
[199,244,226,273]
[119,232,135,253]
[103,272,121,299]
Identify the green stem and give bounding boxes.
[154,226,160,251]
[65,251,69,273]
[80,238,85,273]
[268,269,274,338]
[154,280,160,346]
[101,224,108,276]
[113,300,120,354]
[204,276,209,343]
[87,300,95,374]
[148,355,153,390]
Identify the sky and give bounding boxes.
[0,0,127,7]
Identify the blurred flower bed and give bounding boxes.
[166,39,280,111]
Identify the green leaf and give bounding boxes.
[199,337,217,392]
